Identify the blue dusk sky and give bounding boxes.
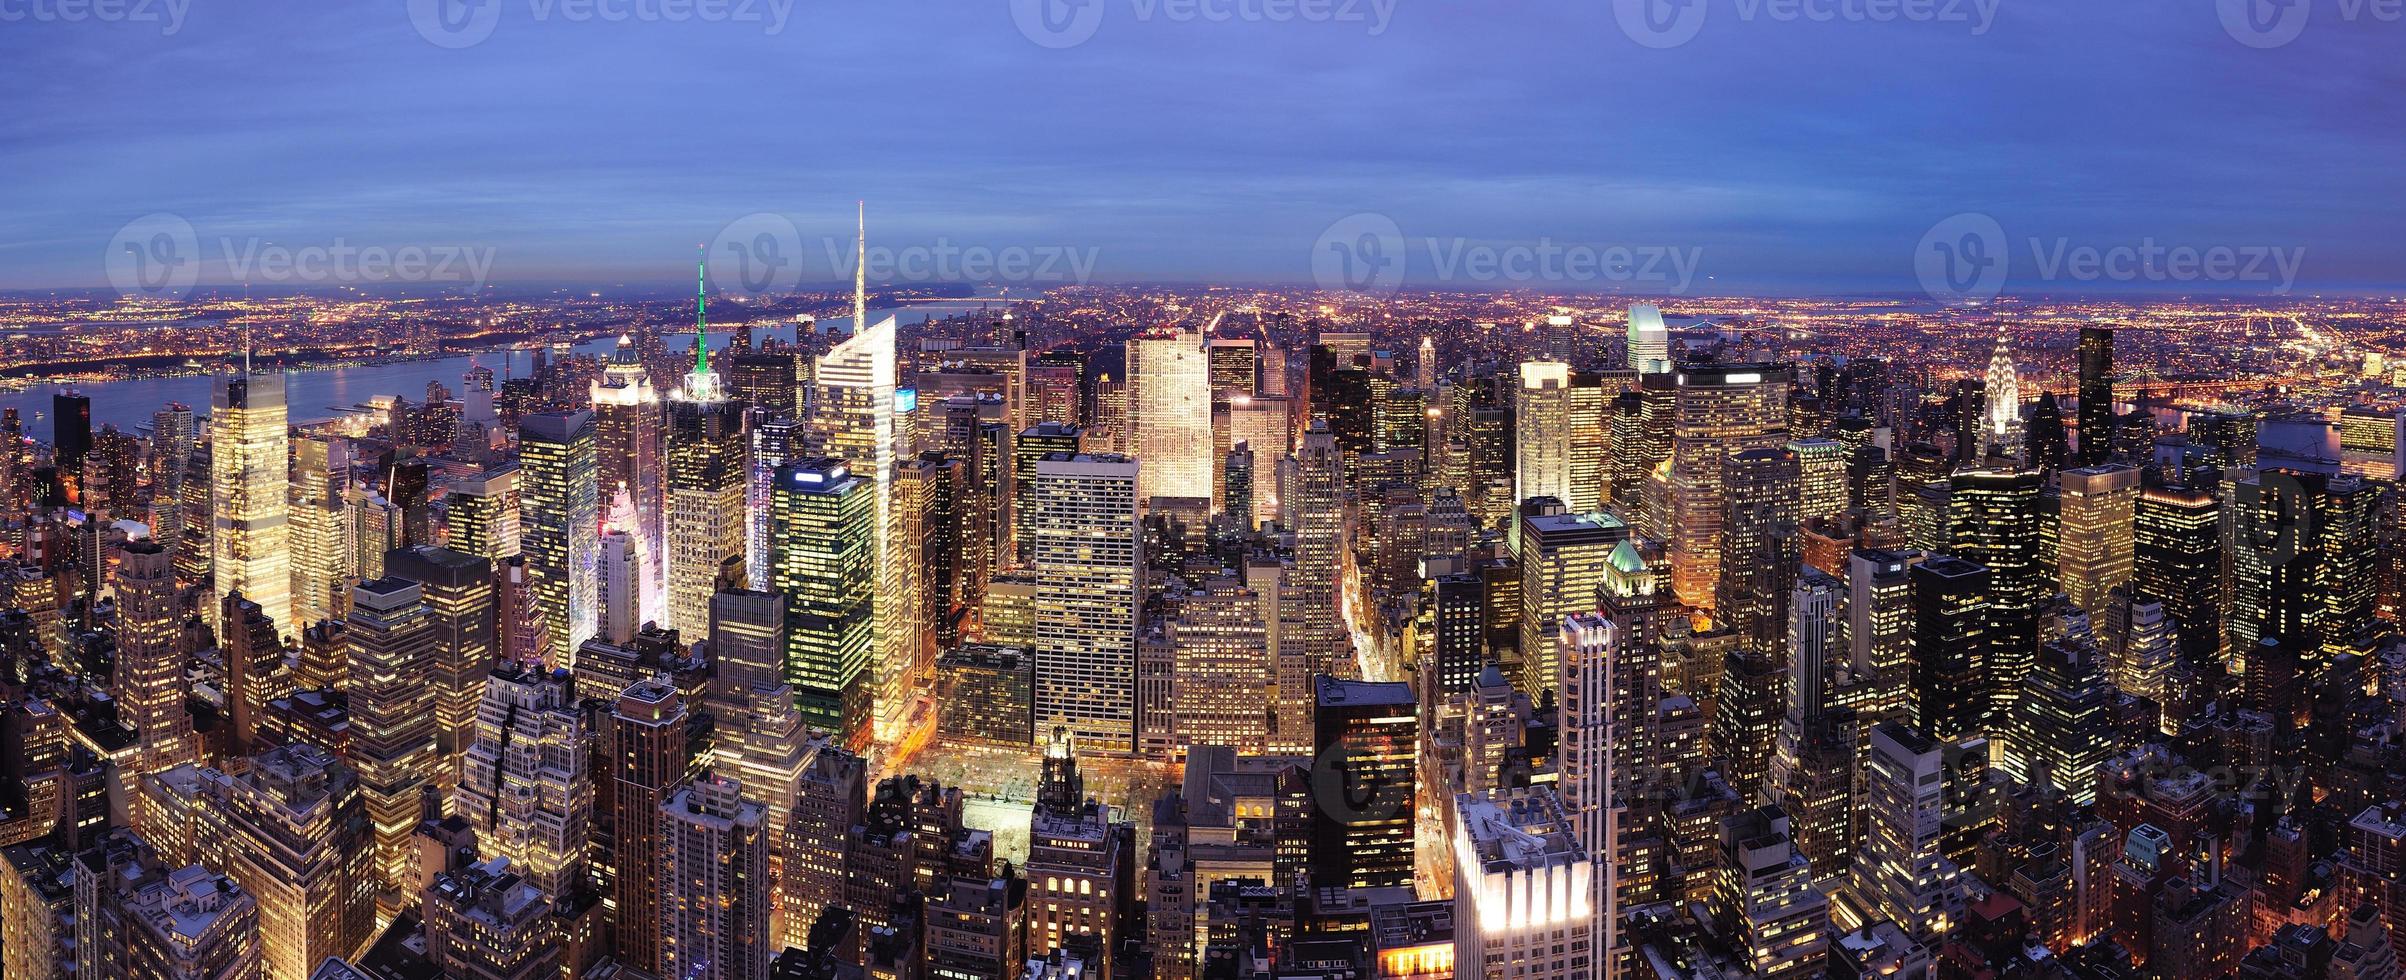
[1,0,2400,296]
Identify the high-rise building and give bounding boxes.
[213,369,293,639]
[2077,326,2114,466]
[780,746,866,950]
[2002,638,2113,803]
[456,660,591,898]
[1791,437,1847,524]
[666,340,748,637]
[1518,504,1622,699]
[659,772,773,980]
[609,678,693,973]
[815,311,909,750]
[1310,677,1417,890]
[592,334,665,626]
[1845,548,1916,724]
[1129,327,1214,505]
[289,432,350,631]
[74,832,264,980]
[705,588,812,942]
[422,858,563,980]
[346,576,441,901]
[1157,575,1272,756]
[1947,466,2044,724]
[747,415,804,591]
[1555,613,1621,959]
[1024,730,1131,974]
[1855,722,1962,939]
[1450,786,1600,980]
[598,501,644,647]
[220,590,288,756]
[1717,446,1800,648]
[2056,464,2140,620]
[114,539,195,782]
[384,544,496,806]
[2134,484,2221,666]
[187,743,378,980]
[1288,422,1346,678]
[1666,363,1791,609]
[445,463,520,564]
[1627,304,1670,374]
[1208,335,1259,399]
[519,411,599,665]
[1977,325,2024,460]
[770,458,877,747]
[1910,555,1992,741]
[1030,453,1142,751]
[2228,467,2379,666]
[1515,361,1573,509]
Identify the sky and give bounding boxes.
[2,0,2401,297]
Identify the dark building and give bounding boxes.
[2077,326,2114,466]
[1309,677,1417,891]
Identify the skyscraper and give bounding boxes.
[1517,504,1622,699]
[1450,786,1600,980]
[666,327,748,637]
[815,308,907,750]
[346,576,441,901]
[2056,464,2139,620]
[1030,453,1142,751]
[1627,304,1670,374]
[1515,361,1573,509]
[592,333,664,625]
[706,588,811,942]
[1978,325,2024,460]
[2077,326,2114,466]
[1288,422,1346,679]
[212,369,293,639]
[658,773,773,980]
[1555,612,1620,959]
[288,432,350,631]
[381,545,495,806]
[1855,722,1962,939]
[1129,326,1214,505]
[1665,363,1791,610]
[1310,677,1417,890]
[445,463,520,564]
[1947,466,2044,723]
[115,539,195,781]
[770,458,877,747]
[1910,555,1992,741]
[455,660,590,898]
[609,678,692,974]
[2134,484,2221,665]
[518,410,599,665]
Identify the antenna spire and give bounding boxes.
[694,245,709,374]
[854,200,867,333]
[242,319,252,377]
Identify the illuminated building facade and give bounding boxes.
[518,410,599,664]
[213,370,294,639]
[1030,453,1142,751]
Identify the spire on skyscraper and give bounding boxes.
[695,245,710,374]
[853,200,867,334]
[1981,322,2024,460]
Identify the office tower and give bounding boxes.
[1159,575,1273,756]
[2056,464,2139,620]
[770,458,877,746]
[1129,326,1214,505]
[1209,335,1259,398]
[1767,569,1857,876]
[1515,361,1573,508]
[152,401,195,485]
[1666,363,1791,609]
[52,391,90,496]
[705,588,811,943]
[1024,730,1130,974]
[422,858,564,980]
[1555,614,1620,949]
[346,486,401,581]
[2025,392,2068,470]
[1517,504,1620,698]
[925,874,1029,980]
[659,772,773,980]
[2134,485,2221,665]
[1290,422,1347,675]
[385,545,496,805]
[781,746,867,950]
[1027,355,1084,426]
[610,678,693,973]
[114,540,195,782]
[666,339,748,636]
[746,415,802,591]
[1947,466,2044,723]
[213,369,293,639]
[592,334,665,626]
[2077,327,2114,465]
[1855,722,1962,939]
[221,591,287,756]
[2228,468,2379,665]
[1718,446,1801,648]
[598,501,643,646]
[1791,437,1846,523]
[894,453,957,690]
[208,743,378,980]
[519,410,599,665]
[815,307,908,749]
[1627,304,1670,374]
[2003,638,2112,803]
[386,459,432,548]
[1844,548,1915,722]
[1225,442,1255,531]
[445,464,520,563]
[1711,805,1830,978]
[456,661,590,898]
[1910,555,1992,741]
[74,833,264,980]
[1030,453,1142,751]
[1562,372,1609,513]
[1311,677,1417,890]
[1430,572,1486,698]
[1416,335,1438,389]
[289,433,350,630]
[1010,422,1085,566]
[1449,786,1600,980]
[347,576,440,900]
[1976,325,2024,460]
[494,555,548,669]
